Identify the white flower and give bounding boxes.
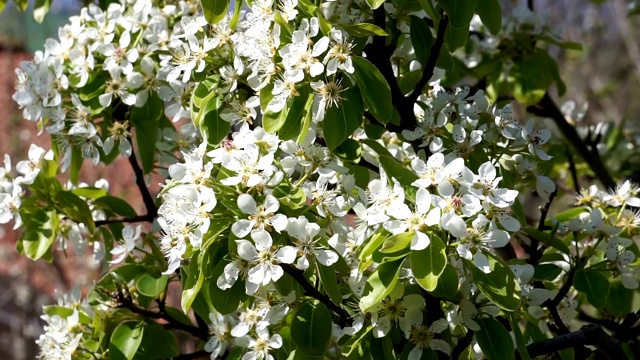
[468,161,519,207]
[323,29,354,75]
[235,327,282,360]
[370,285,425,338]
[522,119,552,160]
[109,225,141,263]
[237,230,296,288]
[16,144,51,185]
[383,188,440,251]
[404,308,451,358]
[286,216,338,270]
[232,194,288,238]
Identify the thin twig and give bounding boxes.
[408,13,449,106]
[527,93,616,190]
[280,264,352,327]
[95,214,157,227]
[566,150,581,193]
[127,136,159,219]
[526,324,624,358]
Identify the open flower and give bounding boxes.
[237,230,296,289]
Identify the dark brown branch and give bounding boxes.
[169,349,210,360]
[542,266,577,335]
[280,264,352,327]
[128,136,159,220]
[451,330,475,359]
[526,324,625,359]
[408,13,449,106]
[527,93,616,190]
[123,303,208,340]
[95,214,157,227]
[566,150,581,193]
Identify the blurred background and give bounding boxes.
[0,0,638,359]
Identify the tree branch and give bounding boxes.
[280,264,352,327]
[408,13,449,106]
[95,213,157,227]
[128,136,158,220]
[527,93,616,190]
[526,324,625,359]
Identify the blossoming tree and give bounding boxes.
[6,0,640,359]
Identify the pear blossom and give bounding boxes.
[232,194,288,238]
[237,230,296,288]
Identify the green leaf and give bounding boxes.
[475,318,515,360]
[380,232,415,253]
[181,251,204,312]
[464,252,522,311]
[410,16,435,67]
[230,0,243,30]
[318,263,343,306]
[574,269,610,309]
[13,0,27,11]
[200,96,231,146]
[130,91,164,174]
[135,322,179,359]
[110,322,144,360]
[352,56,392,124]
[439,0,477,50]
[323,86,363,150]
[266,85,312,136]
[378,155,419,186]
[334,139,361,161]
[58,190,95,232]
[20,209,59,261]
[209,261,249,314]
[33,0,52,23]
[411,235,447,291]
[291,301,333,356]
[365,0,385,9]
[0,1,7,13]
[359,259,404,312]
[508,313,532,360]
[136,274,168,298]
[511,49,566,105]
[430,263,459,298]
[545,207,587,225]
[604,280,634,317]
[475,0,501,35]
[532,264,563,281]
[71,187,108,199]
[94,196,138,218]
[340,23,388,37]
[202,0,229,24]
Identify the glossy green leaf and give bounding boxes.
[209,261,249,314]
[94,195,138,218]
[464,252,521,311]
[58,190,95,232]
[411,235,447,291]
[439,0,477,50]
[323,86,363,150]
[475,0,501,35]
[34,0,52,23]
[352,56,392,124]
[268,85,313,137]
[230,0,243,30]
[365,0,385,9]
[130,91,163,174]
[574,269,610,309]
[511,49,566,105]
[379,155,419,186]
[202,0,229,24]
[20,209,59,261]
[334,139,361,161]
[410,16,435,67]
[430,263,459,298]
[136,274,168,298]
[359,258,404,312]
[110,322,144,360]
[291,301,333,356]
[318,264,343,306]
[380,232,415,253]
[135,322,179,359]
[200,95,231,146]
[475,318,515,360]
[604,280,634,317]
[340,23,388,37]
[181,250,204,312]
